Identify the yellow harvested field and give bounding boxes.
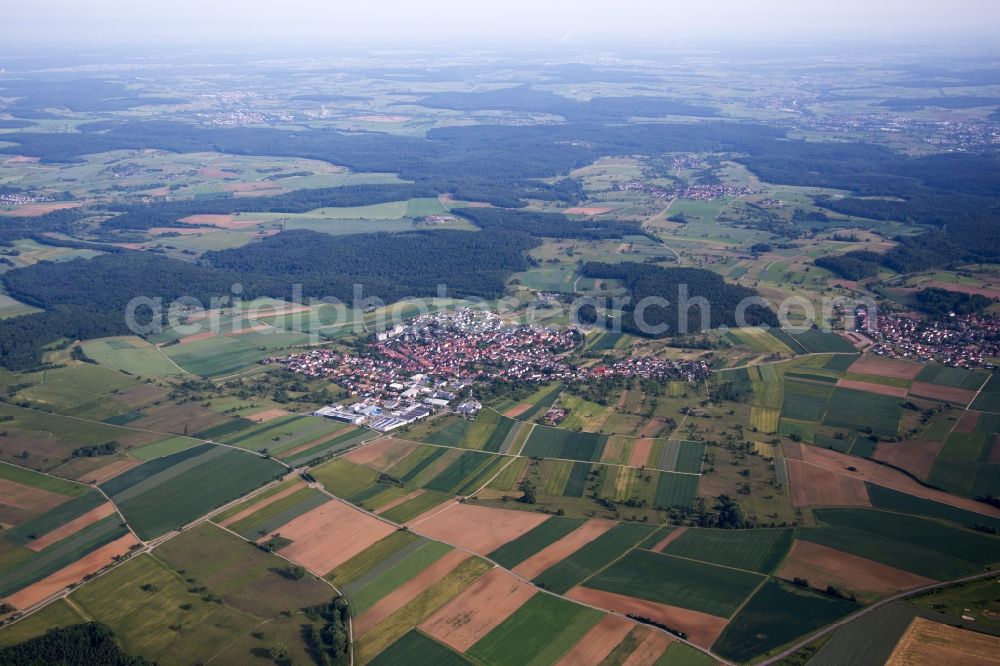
[887,617,1000,665]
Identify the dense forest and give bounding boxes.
[0,622,149,665]
[454,207,643,240]
[913,287,994,317]
[103,183,439,230]
[580,262,778,336]
[0,227,537,370]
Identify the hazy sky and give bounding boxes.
[3,0,1000,46]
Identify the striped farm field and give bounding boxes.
[380,491,453,524]
[584,549,764,618]
[521,424,607,462]
[726,327,795,354]
[466,591,604,666]
[531,522,660,594]
[781,378,833,421]
[345,540,454,614]
[368,629,470,666]
[712,580,859,663]
[652,472,700,509]
[821,388,903,437]
[487,516,589,569]
[662,528,794,574]
[100,443,284,539]
[227,487,328,540]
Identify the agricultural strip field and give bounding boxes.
[865,483,1000,532]
[584,549,765,618]
[662,528,794,574]
[465,592,604,666]
[487,516,589,569]
[821,388,904,437]
[711,580,859,663]
[521,425,607,462]
[100,443,284,539]
[798,508,1000,579]
[369,629,471,666]
[531,522,659,594]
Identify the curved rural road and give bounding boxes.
[759,568,1000,665]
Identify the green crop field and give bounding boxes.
[865,483,1000,532]
[423,450,507,495]
[0,515,128,597]
[821,388,903,437]
[652,472,700,509]
[344,540,452,614]
[488,516,588,569]
[467,592,603,666]
[781,379,833,421]
[585,549,764,617]
[80,337,186,376]
[3,491,105,544]
[370,629,471,666]
[312,458,381,497]
[129,435,202,461]
[774,329,857,354]
[532,522,659,593]
[915,363,989,390]
[154,523,332,617]
[712,580,859,663]
[229,489,328,540]
[663,528,794,574]
[380,491,452,523]
[102,444,284,539]
[221,414,346,454]
[806,602,929,666]
[69,553,262,664]
[162,335,273,378]
[329,531,421,585]
[814,508,1000,567]
[522,426,607,462]
[0,461,90,497]
[0,599,87,647]
[940,432,989,461]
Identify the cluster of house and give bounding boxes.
[0,192,52,206]
[857,308,999,369]
[270,312,711,434]
[613,180,752,201]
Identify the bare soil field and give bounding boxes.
[798,444,1000,517]
[565,587,728,648]
[179,214,264,229]
[353,550,470,637]
[419,567,537,651]
[344,437,415,471]
[218,481,305,527]
[887,616,1000,665]
[873,440,943,481]
[954,411,982,433]
[512,519,617,580]
[650,527,687,552]
[836,378,909,398]
[248,408,294,423]
[620,626,674,666]
[554,613,635,665]
[0,478,71,517]
[374,489,425,515]
[412,504,549,555]
[177,331,219,345]
[638,419,666,438]
[787,459,871,508]
[778,540,933,598]
[847,355,923,380]
[629,438,655,467]
[0,202,81,217]
[503,403,533,418]
[263,499,396,575]
[908,382,977,406]
[6,534,140,610]
[76,458,142,485]
[26,503,117,552]
[564,206,614,215]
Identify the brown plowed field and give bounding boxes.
[554,613,634,665]
[344,438,415,471]
[908,382,976,406]
[419,567,536,651]
[219,481,305,527]
[787,459,871,508]
[954,411,982,433]
[352,550,470,637]
[873,440,943,481]
[6,534,140,610]
[263,499,395,575]
[629,438,654,467]
[565,587,728,648]
[778,540,933,599]
[512,519,617,580]
[847,355,922,380]
[26,503,117,552]
[836,379,909,398]
[412,504,548,555]
[504,403,533,418]
[620,626,674,666]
